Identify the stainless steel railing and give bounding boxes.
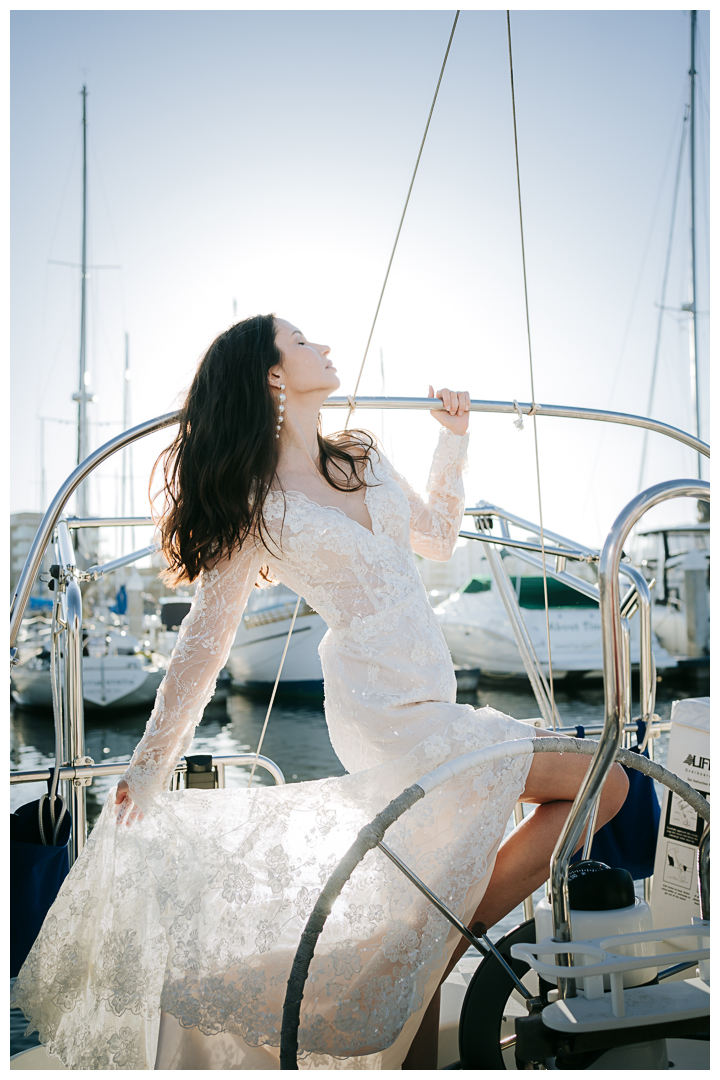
[460,504,657,745]
[53,519,89,863]
[324,395,710,458]
[8,399,710,870]
[10,413,177,646]
[10,753,286,789]
[549,477,710,999]
[10,396,710,648]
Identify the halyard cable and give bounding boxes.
[257,13,461,776]
[247,594,302,787]
[506,11,558,728]
[638,102,690,492]
[344,10,461,429]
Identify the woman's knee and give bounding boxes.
[522,740,629,816]
[601,763,629,819]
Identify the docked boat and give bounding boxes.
[629,523,710,662]
[226,583,325,692]
[9,11,709,1071]
[435,555,678,680]
[11,629,166,710]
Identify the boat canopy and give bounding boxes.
[460,575,598,609]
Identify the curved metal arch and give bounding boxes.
[10,400,709,647]
[549,477,710,998]
[10,412,177,645]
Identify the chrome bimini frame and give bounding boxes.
[9,395,709,644]
[460,502,657,756]
[550,476,710,998]
[9,397,710,870]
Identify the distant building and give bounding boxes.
[10,512,53,604]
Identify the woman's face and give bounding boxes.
[273,318,340,396]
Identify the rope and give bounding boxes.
[506,11,557,729]
[344,10,460,430]
[267,19,459,760]
[247,594,302,787]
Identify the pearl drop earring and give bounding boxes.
[276,383,286,438]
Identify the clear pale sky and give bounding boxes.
[10,6,710,552]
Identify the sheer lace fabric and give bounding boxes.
[12,428,535,1069]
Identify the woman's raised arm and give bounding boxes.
[380,426,469,561]
[115,542,264,822]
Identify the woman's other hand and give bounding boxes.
[115,779,144,827]
[428,385,470,436]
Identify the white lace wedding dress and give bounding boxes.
[13,429,536,1070]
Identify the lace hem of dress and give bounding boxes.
[11,711,534,1068]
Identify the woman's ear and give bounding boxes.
[268,367,284,389]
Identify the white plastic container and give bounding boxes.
[534,896,656,989]
[651,697,709,949]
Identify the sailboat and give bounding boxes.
[10,86,167,712]
[10,13,709,1072]
[434,548,678,680]
[629,8,709,674]
[435,11,708,685]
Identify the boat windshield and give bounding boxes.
[666,531,709,557]
[460,576,597,608]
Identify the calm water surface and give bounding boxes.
[10,675,706,1057]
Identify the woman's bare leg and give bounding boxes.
[402,735,629,1068]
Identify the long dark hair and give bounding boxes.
[153,313,376,585]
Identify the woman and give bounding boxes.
[13,314,627,1070]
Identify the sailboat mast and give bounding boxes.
[122,332,129,519]
[122,331,135,555]
[688,10,701,479]
[76,84,89,513]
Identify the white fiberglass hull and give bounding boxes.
[227,588,325,687]
[11,655,166,710]
[435,592,677,677]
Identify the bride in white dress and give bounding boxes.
[12,315,628,1070]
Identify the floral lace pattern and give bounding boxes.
[12,429,536,1069]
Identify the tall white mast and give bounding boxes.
[121,332,134,553]
[688,10,701,479]
[71,85,93,515]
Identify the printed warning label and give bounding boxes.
[662,789,709,846]
[650,701,709,946]
[662,842,695,891]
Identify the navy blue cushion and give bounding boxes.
[570,721,661,881]
[10,799,71,978]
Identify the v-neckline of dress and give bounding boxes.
[270,486,376,536]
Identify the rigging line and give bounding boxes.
[261,16,460,764]
[637,104,690,493]
[344,9,460,429]
[247,594,302,787]
[88,136,128,330]
[36,127,84,416]
[506,11,557,729]
[577,81,689,530]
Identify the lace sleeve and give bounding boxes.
[120,542,264,808]
[381,427,469,560]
